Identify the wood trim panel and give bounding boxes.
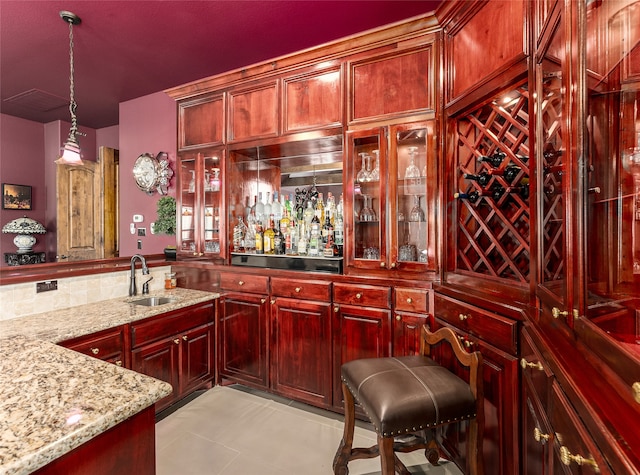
[178,94,225,150]
[228,81,279,143]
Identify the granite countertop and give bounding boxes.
[0,288,219,475]
[0,287,219,343]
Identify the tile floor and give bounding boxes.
[155,385,463,475]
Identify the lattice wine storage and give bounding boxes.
[454,85,531,282]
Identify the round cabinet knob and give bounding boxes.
[559,446,599,472]
[115,360,123,367]
[520,358,544,371]
[173,339,180,345]
[90,348,99,355]
[390,262,396,269]
[295,287,302,293]
[406,298,413,304]
[355,293,362,299]
[459,313,469,321]
[238,280,244,286]
[396,315,402,321]
[533,428,550,443]
[380,262,386,268]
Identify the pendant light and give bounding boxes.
[57,11,82,165]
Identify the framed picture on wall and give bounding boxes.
[2,183,32,210]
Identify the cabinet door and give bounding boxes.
[228,81,278,142]
[332,303,391,408]
[180,323,215,395]
[271,297,332,407]
[131,337,180,412]
[219,293,269,388]
[392,311,431,356]
[283,67,342,134]
[433,318,520,475]
[346,127,388,271]
[178,94,225,150]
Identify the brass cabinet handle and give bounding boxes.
[533,428,550,443]
[182,335,188,341]
[632,382,640,404]
[559,446,599,472]
[238,280,244,286]
[193,252,198,256]
[271,299,276,305]
[380,262,386,268]
[115,360,122,367]
[334,306,340,313]
[459,313,469,321]
[295,287,302,293]
[406,297,413,304]
[464,340,474,348]
[395,315,401,321]
[552,307,569,319]
[261,298,266,304]
[355,293,362,299]
[390,262,396,268]
[520,358,544,371]
[90,347,99,355]
[173,338,180,345]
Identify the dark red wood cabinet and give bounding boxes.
[130,302,215,412]
[270,278,332,408]
[60,325,129,368]
[218,273,270,389]
[392,287,432,356]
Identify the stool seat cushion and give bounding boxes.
[341,356,477,437]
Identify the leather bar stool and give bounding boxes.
[332,325,483,475]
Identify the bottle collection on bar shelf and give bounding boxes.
[456,150,530,202]
[232,191,344,258]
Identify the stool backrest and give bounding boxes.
[420,324,483,402]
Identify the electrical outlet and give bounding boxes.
[36,280,58,293]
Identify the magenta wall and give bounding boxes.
[0,115,47,258]
[118,92,177,257]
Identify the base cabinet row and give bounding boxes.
[60,301,215,414]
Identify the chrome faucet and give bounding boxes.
[129,254,150,296]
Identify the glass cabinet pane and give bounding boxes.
[395,127,429,266]
[352,134,383,263]
[180,158,196,253]
[203,154,222,254]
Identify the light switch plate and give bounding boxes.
[133,214,143,222]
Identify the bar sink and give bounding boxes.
[130,297,174,307]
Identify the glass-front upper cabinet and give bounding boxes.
[177,148,225,259]
[346,121,436,273]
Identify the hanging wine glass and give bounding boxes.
[365,154,373,182]
[370,150,380,181]
[409,195,425,222]
[404,147,421,194]
[357,153,369,183]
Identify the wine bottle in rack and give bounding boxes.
[488,166,522,184]
[463,172,491,186]
[454,190,481,203]
[491,185,530,200]
[477,151,506,167]
[543,164,564,175]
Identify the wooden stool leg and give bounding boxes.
[378,435,395,475]
[333,382,356,475]
[467,418,483,475]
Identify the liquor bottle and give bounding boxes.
[337,193,344,221]
[280,206,290,234]
[245,196,252,219]
[264,192,272,219]
[315,192,325,223]
[297,231,308,256]
[308,215,321,256]
[326,192,336,225]
[303,200,315,229]
[323,233,337,258]
[255,192,264,223]
[254,222,264,254]
[321,215,334,245]
[272,191,282,221]
[286,220,297,255]
[463,172,491,186]
[232,217,245,252]
[273,220,285,255]
[334,211,344,247]
[264,215,277,254]
[284,194,293,218]
[477,151,506,167]
[454,190,481,203]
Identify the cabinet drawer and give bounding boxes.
[61,326,125,360]
[333,283,391,309]
[271,277,331,301]
[131,303,213,348]
[219,273,269,294]
[394,287,429,313]
[435,294,517,354]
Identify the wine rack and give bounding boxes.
[454,85,531,282]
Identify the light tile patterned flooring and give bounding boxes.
[155,385,463,475]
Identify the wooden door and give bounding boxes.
[131,337,180,411]
[56,147,118,261]
[271,297,332,407]
[180,323,214,395]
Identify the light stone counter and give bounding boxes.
[0,288,219,475]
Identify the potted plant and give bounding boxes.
[153,196,177,260]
